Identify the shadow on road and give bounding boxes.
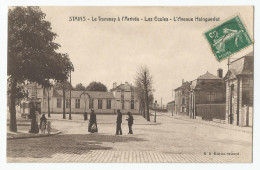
[7,133,147,159]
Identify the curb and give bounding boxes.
[172,115,252,133]
[7,131,62,140]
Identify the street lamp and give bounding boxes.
[154,100,157,122]
[80,91,90,120]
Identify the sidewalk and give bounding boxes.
[7,112,61,140]
[163,112,252,133]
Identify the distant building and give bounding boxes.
[174,80,191,115]
[189,70,226,120]
[51,90,115,114]
[224,52,253,126]
[110,82,140,114]
[167,100,175,114]
[19,81,140,115]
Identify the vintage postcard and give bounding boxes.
[6,6,254,163]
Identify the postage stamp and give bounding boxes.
[204,15,253,61]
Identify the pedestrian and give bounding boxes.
[29,109,39,134]
[116,109,122,135]
[40,113,47,134]
[126,112,134,134]
[47,121,52,134]
[88,109,98,133]
[83,112,88,121]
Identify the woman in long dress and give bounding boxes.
[88,109,98,133]
[40,114,47,134]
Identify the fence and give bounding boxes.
[240,106,253,127]
[196,104,226,121]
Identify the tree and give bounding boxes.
[8,7,74,132]
[54,81,73,119]
[135,66,153,121]
[86,81,108,92]
[74,83,86,91]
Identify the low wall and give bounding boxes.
[196,104,226,121]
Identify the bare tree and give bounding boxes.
[135,66,153,121]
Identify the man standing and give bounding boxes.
[116,110,122,135]
[126,112,133,134]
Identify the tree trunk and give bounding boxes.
[144,72,150,121]
[47,88,50,117]
[62,86,66,119]
[9,81,17,132]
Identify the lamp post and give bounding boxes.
[80,91,90,120]
[154,100,157,122]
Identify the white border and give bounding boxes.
[0,1,259,170]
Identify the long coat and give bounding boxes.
[88,113,98,132]
[127,115,133,126]
[116,113,122,124]
[40,115,47,129]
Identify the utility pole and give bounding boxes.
[154,100,157,122]
[161,97,162,109]
[69,70,72,120]
[47,87,50,117]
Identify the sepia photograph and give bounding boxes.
[6,6,254,163]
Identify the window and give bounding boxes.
[43,99,47,107]
[131,91,134,99]
[182,98,186,104]
[89,99,94,109]
[121,91,124,99]
[66,99,70,108]
[182,89,185,95]
[75,99,80,108]
[207,92,216,102]
[181,107,186,112]
[131,100,134,109]
[57,98,62,108]
[107,100,111,109]
[98,100,102,109]
[122,100,124,110]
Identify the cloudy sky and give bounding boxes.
[40,6,253,105]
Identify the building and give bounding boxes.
[19,82,140,115]
[110,82,139,114]
[51,90,115,114]
[166,100,175,114]
[224,52,253,126]
[189,70,226,120]
[174,80,191,115]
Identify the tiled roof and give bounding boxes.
[53,90,114,99]
[167,100,175,105]
[197,72,221,80]
[224,52,253,80]
[174,81,191,91]
[110,83,135,91]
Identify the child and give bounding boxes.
[47,121,52,134]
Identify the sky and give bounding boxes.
[40,6,254,106]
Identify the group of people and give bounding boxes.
[29,105,50,134]
[88,109,134,135]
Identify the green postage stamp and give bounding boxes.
[204,15,252,61]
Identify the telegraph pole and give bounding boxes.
[154,100,157,122]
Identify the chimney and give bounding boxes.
[182,79,184,84]
[125,81,130,89]
[113,82,117,89]
[217,68,223,78]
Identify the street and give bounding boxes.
[7,112,252,163]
